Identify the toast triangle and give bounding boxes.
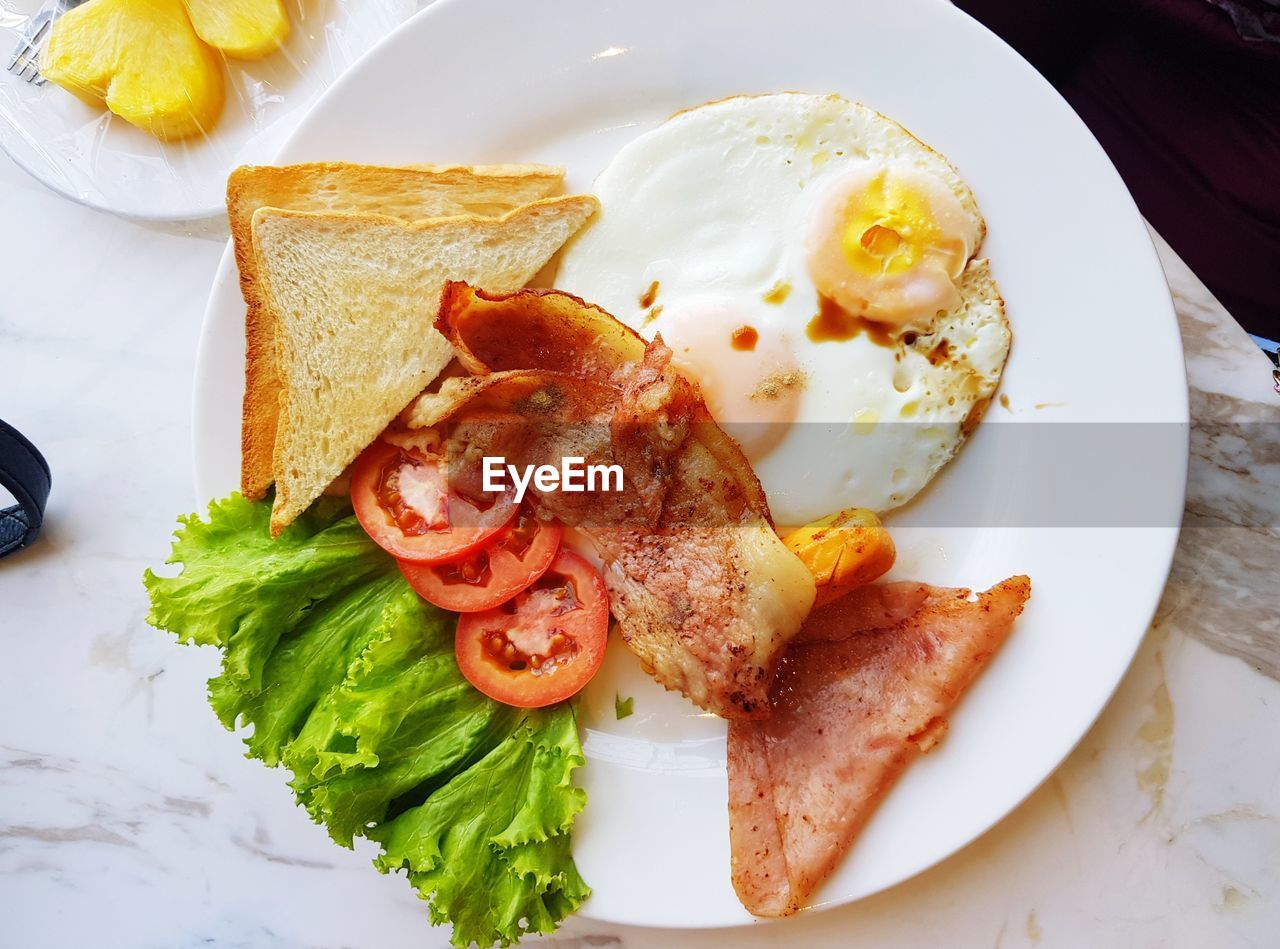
[252,194,599,536]
[230,162,565,500]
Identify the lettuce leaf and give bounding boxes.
[372,708,588,940]
[144,493,589,947]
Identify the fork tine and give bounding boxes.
[7,12,52,74]
[25,18,53,80]
[5,31,29,71]
[11,48,35,77]
[30,17,52,46]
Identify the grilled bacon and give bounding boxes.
[401,283,815,718]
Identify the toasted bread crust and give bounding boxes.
[228,162,566,500]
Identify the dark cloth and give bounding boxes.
[956,0,1280,338]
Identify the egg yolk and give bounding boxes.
[648,299,802,461]
[806,164,977,330]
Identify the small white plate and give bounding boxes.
[0,0,422,221]
[193,0,1188,930]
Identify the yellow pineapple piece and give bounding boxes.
[783,507,896,607]
[43,0,224,142]
[182,0,289,60]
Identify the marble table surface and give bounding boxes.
[1,147,1277,949]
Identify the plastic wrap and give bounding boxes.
[0,0,426,222]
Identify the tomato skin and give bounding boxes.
[351,439,517,564]
[398,511,562,613]
[455,550,609,708]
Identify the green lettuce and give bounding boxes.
[144,494,589,947]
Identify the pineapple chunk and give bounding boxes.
[43,0,224,142]
[783,507,896,607]
[182,0,289,60]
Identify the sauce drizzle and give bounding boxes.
[730,325,759,351]
[806,294,896,347]
[926,338,951,365]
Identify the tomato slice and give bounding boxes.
[399,507,563,612]
[351,439,517,563]
[455,549,609,707]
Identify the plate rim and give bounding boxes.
[191,0,1189,930]
[0,137,226,223]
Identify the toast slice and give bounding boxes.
[253,194,600,536]
[230,162,565,499]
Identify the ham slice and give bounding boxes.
[728,576,1031,916]
[793,580,963,645]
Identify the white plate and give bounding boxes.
[0,0,422,221]
[193,0,1188,930]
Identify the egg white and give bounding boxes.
[557,93,1010,526]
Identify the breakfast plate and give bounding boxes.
[191,0,1188,930]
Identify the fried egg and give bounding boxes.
[557,93,1010,526]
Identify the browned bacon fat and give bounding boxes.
[401,283,815,719]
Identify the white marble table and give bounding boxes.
[1,149,1277,949]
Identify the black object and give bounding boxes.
[955,0,1280,341]
[0,420,52,558]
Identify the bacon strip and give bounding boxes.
[728,576,1031,915]
[402,283,815,719]
[436,281,644,381]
